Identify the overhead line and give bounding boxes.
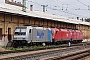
[51,0,87,18]
[77,0,88,7]
[26,0,88,18]
[56,0,89,11]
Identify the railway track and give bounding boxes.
[0,42,90,60]
[39,48,90,60]
[0,42,88,55]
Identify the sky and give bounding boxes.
[0,0,90,19]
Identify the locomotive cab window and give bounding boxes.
[14,27,26,35]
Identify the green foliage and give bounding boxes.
[3,44,67,51]
[86,18,90,22]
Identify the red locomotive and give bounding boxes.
[50,28,83,43]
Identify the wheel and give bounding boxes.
[12,41,18,48]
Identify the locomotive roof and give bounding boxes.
[33,27,47,30]
[0,3,90,26]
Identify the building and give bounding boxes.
[0,2,90,46]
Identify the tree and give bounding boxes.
[85,18,90,22]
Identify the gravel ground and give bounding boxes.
[0,47,6,51]
[79,55,90,60]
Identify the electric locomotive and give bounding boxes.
[13,26,52,47]
[13,26,83,47]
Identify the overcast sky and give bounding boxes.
[0,0,90,19]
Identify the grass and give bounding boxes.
[2,44,68,51]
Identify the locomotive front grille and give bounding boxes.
[13,38,17,40]
[13,38,25,40]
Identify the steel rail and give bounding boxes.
[0,44,90,60]
[0,42,88,56]
[38,48,90,60]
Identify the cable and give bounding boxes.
[26,0,41,6]
[51,0,87,18]
[56,0,90,12]
[76,0,90,11]
[47,5,87,18]
[56,0,79,10]
[26,0,89,18]
[77,0,88,7]
[56,0,89,11]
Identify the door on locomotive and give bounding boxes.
[27,26,32,43]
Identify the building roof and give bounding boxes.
[0,3,90,26]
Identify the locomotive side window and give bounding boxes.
[29,29,31,33]
[56,31,58,34]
